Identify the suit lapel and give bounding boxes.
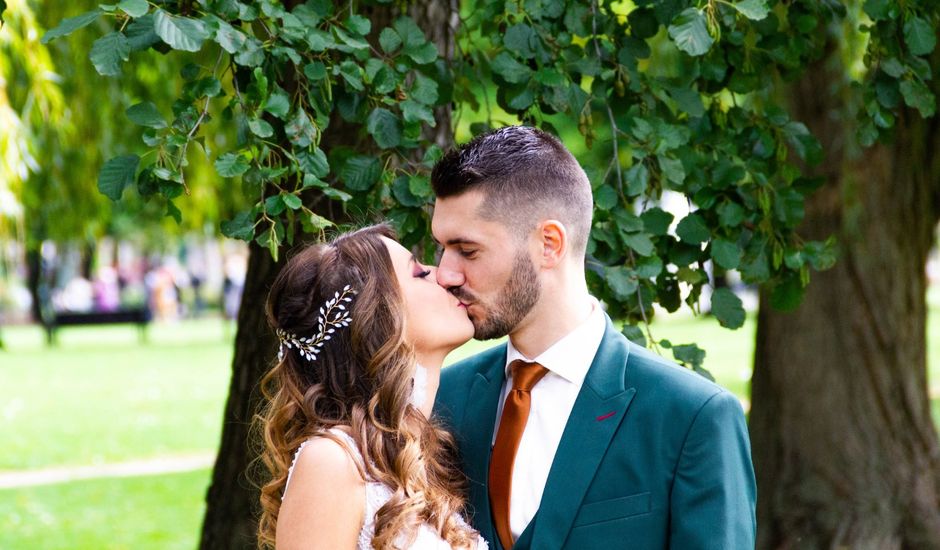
[527,317,637,550]
[458,347,507,546]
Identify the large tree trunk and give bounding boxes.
[750,48,940,548]
[199,241,281,549]
[198,3,457,548]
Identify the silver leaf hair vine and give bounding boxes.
[276,285,357,362]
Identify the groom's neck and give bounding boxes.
[509,270,593,359]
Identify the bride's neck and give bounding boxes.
[414,352,444,417]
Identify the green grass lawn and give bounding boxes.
[0,468,210,550]
[0,320,234,470]
[0,289,937,549]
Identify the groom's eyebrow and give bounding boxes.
[430,235,479,246]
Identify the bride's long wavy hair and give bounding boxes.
[256,224,476,549]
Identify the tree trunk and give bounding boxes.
[199,241,281,549]
[750,49,940,548]
[198,3,457,548]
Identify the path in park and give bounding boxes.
[0,452,215,490]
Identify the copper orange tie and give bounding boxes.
[489,360,549,550]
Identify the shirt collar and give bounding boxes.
[504,298,606,384]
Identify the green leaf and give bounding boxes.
[410,73,439,105]
[717,201,745,227]
[672,343,706,370]
[282,193,303,210]
[625,163,649,196]
[668,8,713,57]
[899,79,936,118]
[126,102,166,128]
[221,210,256,241]
[405,42,438,64]
[379,27,402,54]
[904,16,936,56]
[264,89,291,119]
[711,238,741,270]
[339,60,364,91]
[166,200,182,224]
[215,152,250,177]
[392,175,424,207]
[340,156,380,191]
[621,232,655,257]
[863,0,892,20]
[657,154,686,186]
[297,148,329,178]
[303,62,327,81]
[676,213,709,244]
[42,10,100,44]
[711,288,745,329]
[641,208,673,236]
[98,154,140,201]
[732,0,769,21]
[118,0,148,17]
[595,185,618,210]
[408,174,431,199]
[367,108,402,149]
[606,266,638,299]
[90,32,130,76]
[211,18,247,54]
[304,213,334,232]
[248,118,274,138]
[345,14,371,36]
[770,273,805,311]
[622,324,647,347]
[491,52,532,84]
[635,255,663,278]
[154,10,209,52]
[504,24,536,59]
[401,100,436,125]
[126,14,160,51]
[285,109,318,147]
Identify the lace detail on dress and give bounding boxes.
[284,428,488,550]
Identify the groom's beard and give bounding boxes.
[460,251,540,341]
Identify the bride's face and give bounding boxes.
[381,237,474,358]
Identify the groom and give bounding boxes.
[430,126,756,549]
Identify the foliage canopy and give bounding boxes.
[28,0,938,372]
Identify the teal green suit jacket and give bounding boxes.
[434,316,756,550]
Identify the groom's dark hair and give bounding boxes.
[431,125,593,256]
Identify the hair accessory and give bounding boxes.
[276,285,356,362]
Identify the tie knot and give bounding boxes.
[509,360,549,392]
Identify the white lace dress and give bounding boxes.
[284,428,488,550]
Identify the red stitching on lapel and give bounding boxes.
[596,411,616,421]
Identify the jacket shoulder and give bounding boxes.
[435,343,506,421]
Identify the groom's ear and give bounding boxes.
[537,219,567,268]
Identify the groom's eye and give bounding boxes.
[459,249,477,259]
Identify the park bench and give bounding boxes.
[44,307,152,345]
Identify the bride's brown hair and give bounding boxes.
[256,224,476,549]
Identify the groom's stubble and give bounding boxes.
[455,247,541,340]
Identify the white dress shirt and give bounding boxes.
[493,298,607,539]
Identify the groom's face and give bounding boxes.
[431,191,541,340]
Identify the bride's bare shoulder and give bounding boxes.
[277,436,365,549]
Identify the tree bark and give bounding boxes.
[750,49,940,548]
[198,3,457,548]
[199,241,281,549]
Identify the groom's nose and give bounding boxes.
[435,251,465,289]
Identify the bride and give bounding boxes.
[257,224,486,549]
